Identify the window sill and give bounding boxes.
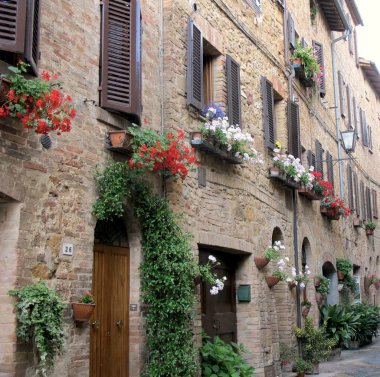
[96,107,133,130]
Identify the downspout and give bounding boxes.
[159,0,165,196]
[331,30,351,199]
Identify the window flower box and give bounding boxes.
[298,187,322,200]
[269,167,301,189]
[294,65,314,88]
[107,130,133,154]
[320,207,340,220]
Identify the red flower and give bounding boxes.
[41,71,51,81]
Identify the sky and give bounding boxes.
[355,1,380,68]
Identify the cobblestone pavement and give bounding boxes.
[318,336,380,377]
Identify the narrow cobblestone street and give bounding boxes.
[318,336,380,377]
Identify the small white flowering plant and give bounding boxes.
[272,257,290,281]
[198,254,227,295]
[287,265,311,288]
[272,142,315,188]
[199,107,263,164]
[264,240,286,261]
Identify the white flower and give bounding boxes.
[210,286,219,295]
[285,257,290,262]
[300,282,306,288]
[286,278,293,282]
[222,276,227,281]
[208,255,217,263]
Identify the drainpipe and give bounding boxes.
[331,30,351,199]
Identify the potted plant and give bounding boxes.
[266,258,289,288]
[320,195,351,220]
[197,254,227,295]
[293,357,312,377]
[108,129,133,149]
[291,42,323,88]
[298,171,332,200]
[365,221,376,235]
[287,265,311,289]
[315,275,330,306]
[336,259,353,282]
[301,300,312,318]
[72,291,96,322]
[254,240,285,269]
[280,344,296,373]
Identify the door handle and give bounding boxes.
[116,320,124,328]
[91,320,100,329]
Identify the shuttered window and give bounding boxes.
[354,29,359,68]
[247,0,262,14]
[368,126,373,150]
[100,0,141,118]
[353,97,358,132]
[366,186,372,221]
[346,85,352,129]
[261,77,275,150]
[360,108,368,146]
[0,0,40,76]
[338,71,346,118]
[372,190,378,219]
[187,19,203,111]
[326,151,334,188]
[360,181,366,220]
[288,100,301,159]
[307,150,316,169]
[347,165,354,210]
[315,140,324,178]
[353,172,360,216]
[312,41,325,97]
[227,55,241,126]
[288,13,295,50]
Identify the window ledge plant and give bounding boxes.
[320,195,351,219]
[365,221,376,235]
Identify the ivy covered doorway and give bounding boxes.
[200,249,237,343]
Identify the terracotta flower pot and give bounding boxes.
[72,303,95,322]
[314,277,321,287]
[326,208,340,220]
[337,271,345,281]
[366,228,374,236]
[302,306,310,318]
[266,276,281,288]
[268,166,281,177]
[254,256,270,269]
[109,130,131,148]
[320,207,328,215]
[190,131,202,141]
[297,373,305,377]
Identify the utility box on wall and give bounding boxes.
[237,284,251,302]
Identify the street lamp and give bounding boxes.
[340,130,356,153]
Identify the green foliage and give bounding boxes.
[349,304,380,345]
[264,247,280,261]
[301,300,312,309]
[291,42,321,79]
[320,305,361,348]
[315,275,330,295]
[127,124,166,150]
[310,5,318,23]
[279,343,296,366]
[293,357,312,373]
[272,270,288,281]
[365,221,376,230]
[200,336,254,377]
[336,259,353,276]
[8,281,65,376]
[294,317,336,364]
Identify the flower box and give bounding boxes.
[320,207,340,220]
[190,132,243,165]
[266,276,281,288]
[107,130,133,154]
[268,167,301,189]
[294,66,314,88]
[72,303,95,322]
[298,187,322,200]
[254,256,270,269]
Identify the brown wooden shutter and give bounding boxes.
[347,165,354,210]
[315,140,324,178]
[354,29,359,68]
[372,189,378,219]
[0,0,27,53]
[360,109,368,146]
[346,85,352,129]
[366,186,372,220]
[261,77,275,150]
[227,55,241,126]
[326,151,334,188]
[288,13,295,50]
[307,150,316,169]
[100,0,141,118]
[353,96,358,132]
[353,172,360,216]
[368,126,372,150]
[338,71,346,118]
[312,41,325,97]
[360,180,366,220]
[25,0,41,76]
[288,100,301,159]
[187,19,203,111]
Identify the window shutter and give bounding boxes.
[312,41,325,97]
[372,190,378,219]
[348,16,353,55]
[354,29,359,68]
[288,100,301,159]
[368,126,372,150]
[100,0,142,118]
[227,55,241,126]
[338,71,346,118]
[0,0,27,53]
[366,186,372,220]
[326,151,334,188]
[347,165,354,210]
[288,13,295,50]
[353,172,360,216]
[353,96,358,132]
[346,86,352,129]
[360,109,368,146]
[261,77,275,150]
[307,150,316,169]
[187,19,203,111]
[315,140,324,178]
[25,0,41,76]
[360,180,366,220]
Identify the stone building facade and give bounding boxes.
[0,0,379,376]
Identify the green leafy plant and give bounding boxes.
[301,300,312,309]
[79,291,95,304]
[8,281,65,376]
[264,241,285,261]
[315,275,330,295]
[349,304,380,346]
[279,343,296,368]
[310,5,318,23]
[200,336,254,377]
[197,255,227,295]
[291,42,322,84]
[293,357,312,373]
[336,259,353,276]
[294,317,336,364]
[365,221,376,230]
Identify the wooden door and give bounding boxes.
[90,244,129,377]
[200,250,237,343]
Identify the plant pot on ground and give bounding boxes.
[293,357,312,377]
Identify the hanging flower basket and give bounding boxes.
[254,256,270,269]
[298,187,322,200]
[72,303,95,322]
[266,276,281,288]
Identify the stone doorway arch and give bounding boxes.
[322,261,338,305]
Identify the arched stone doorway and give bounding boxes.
[322,261,338,305]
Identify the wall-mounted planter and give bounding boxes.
[337,271,345,281]
[294,65,314,88]
[268,167,300,189]
[72,303,95,322]
[366,228,374,236]
[314,277,321,287]
[190,132,242,164]
[266,276,281,288]
[254,256,270,269]
[353,217,362,228]
[302,306,310,318]
[107,130,133,154]
[298,187,322,200]
[320,207,340,220]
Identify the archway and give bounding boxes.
[322,261,338,305]
[272,226,284,244]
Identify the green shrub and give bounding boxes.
[200,336,254,377]
[349,304,380,346]
[336,259,353,276]
[293,357,312,373]
[8,281,65,376]
[315,275,330,295]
